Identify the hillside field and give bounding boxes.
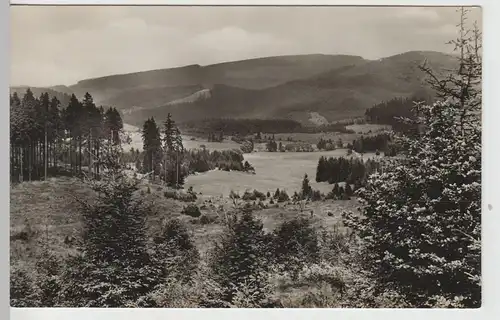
[10,176,358,274]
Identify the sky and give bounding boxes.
[10,6,482,87]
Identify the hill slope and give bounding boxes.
[10,51,457,127]
[123,51,457,126]
[10,86,73,107]
[66,54,365,108]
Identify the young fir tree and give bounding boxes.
[153,218,200,282]
[344,8,481,307]
[301,173,312,200]
[58,142,162,307]
[208,209,272,306]
[273,217,320,277]
[274,188,280,199]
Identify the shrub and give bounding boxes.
[253,189,267,201]
[182,204,201,218]
[311,190,323,201]
[10,265,39,307]
[240,140,254,153]
[164,189,197,202]
[242,190,257,201]
[34,249,63,307]
[199,214,218,225]
[10,218,37,242]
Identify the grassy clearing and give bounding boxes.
[10,176,358,269]
[185,150,380,198]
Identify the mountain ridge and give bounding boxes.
[10,50,457,127]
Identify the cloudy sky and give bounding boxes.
[10,6,482,87]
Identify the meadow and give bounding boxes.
[185,149,380,198]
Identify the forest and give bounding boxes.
[10,89,124,183]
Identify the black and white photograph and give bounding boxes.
[9,4,482,308]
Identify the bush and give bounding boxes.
[10,265,39,307]
[311,190,323,201]
[34,249,63,307]
[10,219,37,242]
[199,214,218,225]
[242,190,257,201]
[182,204,201,218]
[242,189,266,201]
[164,189,197,202]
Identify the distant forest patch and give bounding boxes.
[180,118,355,137]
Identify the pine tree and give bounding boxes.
[142,117,162,177]
[345,183,353,198]
[274,188,280,199]
[344,8,481,307]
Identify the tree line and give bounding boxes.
[181,118,356,137]
[10,89,124,183]
[348,133,392,154]
[317,137,343,151]
[316,156,382,186]
[364,96,430,134]
[181,118,303,137]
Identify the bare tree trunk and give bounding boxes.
[28,143,32,182]
[19,147,23,183]
[78,138,82,175]
[96,139,100,178]
[88,131,93,178]
[176,151,179,188]
[151,154,154,182]
[44,127,48,180]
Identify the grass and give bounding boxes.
[184,150,380,198]
[10,174,359,265]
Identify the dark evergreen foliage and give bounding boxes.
[10,90,123,182]
[272,217,320,275]
[208,209,272,305]
[316,156,381,186]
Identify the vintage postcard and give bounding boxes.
[9,5,482,308]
